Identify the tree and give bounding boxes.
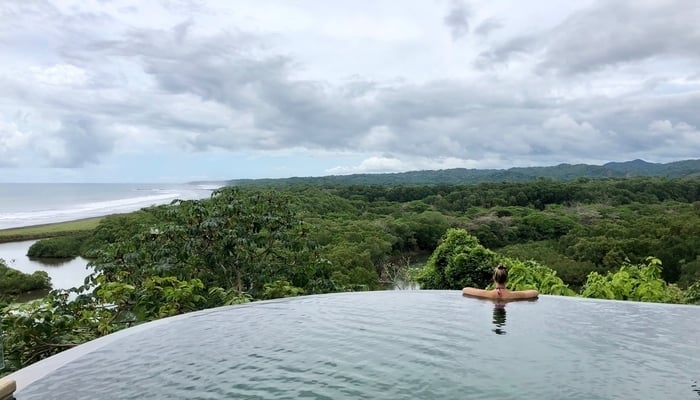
[416,229,496,289]
[0,259,51,296]
[89,188,316,298]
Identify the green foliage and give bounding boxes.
[0,259,51,295]
[684,281,700,304]
[27,234,88,258]
[678,256,700,288]
[0,289,107,371]
[498,240,598,288]
[517,213,575,241]
[416,229,496,289]
[80,210,163,257]
[308,218,389,291]
[207,286,252,306]
[88,188,316,298]
[501,258,576,296]
[92,274,214,320]
[262,280,305,300]
[407,211,450,250]
[581,257,678,302]
[136,276,208,319]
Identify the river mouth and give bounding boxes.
[0,240,92,298]
[12,291,700,400]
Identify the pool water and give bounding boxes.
[15,291,700,399]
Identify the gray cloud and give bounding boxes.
[479,0,700,74]
[474,34,538,69]
[15,19,700,167]
[474,18,503,37]
[444,0,470,40]
[541,0,700,74]
[47,117,114,167]
[1,0,700,177]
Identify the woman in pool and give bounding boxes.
[462,265,539,301]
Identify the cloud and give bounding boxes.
[541,1,700,74]
[479,0,700,75]
[539,114,609,154]
[1,0,700,181]
[327,155,485,175]
[648,119,674,135]
[474,18,503,37]
[542,114,598,135]
[45,118,114,167]
[646,119,700,156]
[444,0,470,40]
[31,64,89,86]
[0,120,30,167]
[329,156,406,174]
[474,35,538,69]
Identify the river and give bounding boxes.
[0,240,92,299]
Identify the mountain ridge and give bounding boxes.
[227,158,700,186]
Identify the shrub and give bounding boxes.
[416,229,496,289]
[581,257,678,302]
[501,258,576,296]
[0,259,51,295]
[27,234,88,258]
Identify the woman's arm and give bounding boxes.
[511,289,539,299]
[462,287,492,298]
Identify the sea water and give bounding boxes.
[0,182,219,230]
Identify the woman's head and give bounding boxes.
[493,264,508,285]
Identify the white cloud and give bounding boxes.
[0,0,699,181]
[0,120,31,166]
[329,156,406,174]
[328,155,489,175]
[647,119,700,150]
[543,114,598,136]
[357,126,397,149]
[31,64,89,86]
[648,119,674,134]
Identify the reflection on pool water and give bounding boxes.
[14,291,700,399]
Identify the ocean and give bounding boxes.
[0,182,221,230]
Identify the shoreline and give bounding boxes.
[0,217,105,244]
[0,183,217,244]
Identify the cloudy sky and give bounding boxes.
[1,0,699,182]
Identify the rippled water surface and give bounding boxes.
[18,291,700,399]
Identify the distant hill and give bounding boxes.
[228,159,700,187]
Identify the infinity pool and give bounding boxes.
[13,291,700,399]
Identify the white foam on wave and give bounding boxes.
[0,188,212,230]
[195,183,225,191]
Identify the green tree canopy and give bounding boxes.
[416,229,496,289]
